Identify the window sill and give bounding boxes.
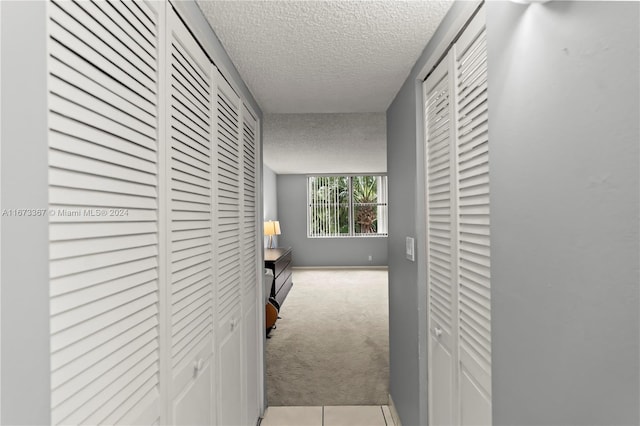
[307,234,388,239]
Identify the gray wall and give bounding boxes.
[487,2,639,425]
[386,1,639,425]
[386,77,420,425]
[263,164,279,248]
[277,175,388,267]
[1,2,50,424]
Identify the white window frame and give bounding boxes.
[307,174,388,238]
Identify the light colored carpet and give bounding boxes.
[266,268,389,406]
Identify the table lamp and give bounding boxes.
[264,220,281,248]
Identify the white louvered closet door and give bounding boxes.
[48,1,163,424]
[241,103,261,426]
[424,56,457,426]
[424,4,490,426]
[454,7,491,425]
[214,70,244,426]
[166,7,215,425]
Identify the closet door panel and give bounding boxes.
[48,1,162,424]
[173,362,213,425]
[219,324,242,426]
[215,71,243,426]
[455,6,491,425]
[425,6,490,426]
[424,57,456,426]
[243,302,260,423]
[215,76,241,323]
[166,7,214,425]
[460,369,491,426]
[242,103,260,425]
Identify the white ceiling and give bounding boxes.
[196,0,453,113]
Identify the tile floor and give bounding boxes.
[260,405,395,426]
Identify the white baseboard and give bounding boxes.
[292,266,389,270]
[388,393,402,426]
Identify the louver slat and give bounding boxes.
[216,76,242,321]
[48,2,160,424]
[168,31,214,375]
[425,71,454,334]
[49,95,156,152]
[49,58,156,130]
[73,1,156,73]
[48,115,157,161]
[49,4,155,106]
[52,0,156,84]
[108,0,156,50]
[242,105,258,297]
[456,25,492,393]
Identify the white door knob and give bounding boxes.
[433,326,443,337]
[193,358,204,375]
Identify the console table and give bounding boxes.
[264,247,293,308]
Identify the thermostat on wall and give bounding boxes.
[406,236,415,262]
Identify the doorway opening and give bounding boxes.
[265,267,389,406]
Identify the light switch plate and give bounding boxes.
[406,236,415,262]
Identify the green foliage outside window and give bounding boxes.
[352,176,378,234]
[308,175,387,237]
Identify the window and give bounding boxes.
[307,175,388,237]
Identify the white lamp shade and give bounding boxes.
[264,220,281,236]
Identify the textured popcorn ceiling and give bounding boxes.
[263,113,386,174]
[196,0,453,113]
[262,112,387,174]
